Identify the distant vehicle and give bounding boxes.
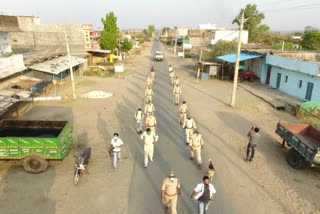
[275,121,320,169]
[155,51,164,61]
[0,120,73,173]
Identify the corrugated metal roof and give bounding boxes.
[217,53,262,63]
[28,56,87,75]
[87,50,111,54]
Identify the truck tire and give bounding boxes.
[22,156,48,173]
[287,148,304,169]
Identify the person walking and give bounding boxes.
[144,101,155,117]
[150,67,155,83]
[145,114,157,133]
[110,133,124,170]
[246,126,260,162]
[172,84,182,105]
[189,130,204,168]
[191,176,216,214]
[146,75,153,88]
[168,65,173,73]
[141,128,159,168]
[145,85,153,103]
[173,76,180,87]
[161,171,181,214]
[134,108,144,134]
[169,70,175,85]
[183,116,197,145]
[179,101,188,125]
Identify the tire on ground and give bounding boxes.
[286,148,305,169]
[22,156,48,173]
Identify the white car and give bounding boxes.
[155,51,164,61]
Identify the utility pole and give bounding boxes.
[197,30,204,80]
[174,30,178,54]
[230,11,245,107]
[64,31,77,100]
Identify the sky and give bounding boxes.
[1,0,320,31]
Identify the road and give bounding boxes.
[121,41,234,214]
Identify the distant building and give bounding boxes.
[127,30,143,38]
[82,24,93,49]
[211,30,248,45]
[175,26,188,37]
[0,15,21,56]
[199,23,217,30]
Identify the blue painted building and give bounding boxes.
[262,55,320,102]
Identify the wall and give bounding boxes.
[0,54,26,79]
[0,32,12,56]
[269,66,320,101]
[10,24,86,54]
[266,55,319,76]
[211,30,248,45]
[16,16,40,31]
[245,57,263,78]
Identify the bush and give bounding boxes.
[184,53,192,58]
[272,42,295,50]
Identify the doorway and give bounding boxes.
[305,82,314,101]
[276,73,281,89]
[266,66,272,85]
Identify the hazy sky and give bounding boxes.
[1,0,320,31]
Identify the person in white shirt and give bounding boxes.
[168,65,173,73]
[179,101,188,125]
[141,128,159,168]
[183,116,197,144]
[110,133,124,170]
[192,176,216,214]
[134,108,144,134]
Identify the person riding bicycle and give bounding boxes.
[81,147,91,165]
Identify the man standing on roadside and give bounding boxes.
[179,101,188,125]
[141,128,159,168]
[134,108,144,134]
[246,127,260,162]
[189,130,204,168]
[192,176,216,214]
[183,115,197,145]
[110,133,124,170]
[173,84,182,105]
[145,85,154,103]
[161,171,181,214]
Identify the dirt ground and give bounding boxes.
[0,40,319,214]
[162,43,320,214]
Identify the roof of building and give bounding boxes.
[217,53,262,63]
[87,50,111,54]
[22,50,66,66]
[28,56,87,75]
[0,55,27,79]
[0,15,21,32]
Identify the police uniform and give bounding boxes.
[146,76,152,87]
[145,115,157,133]
[179,103,188,125]
[141,131,159,167]
[161,177,180,214]
[151,71,155,83]
[134,110,144,133]
[169,71,175,84]
[183,118,196,144]
[174,78,180,86]
[173,85,182,105]
[144,103,155,116]
[145,87,153,103]
[189,133,204,165]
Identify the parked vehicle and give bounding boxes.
[0,120,73,173]
[155,51,164,61]
[275,121,320,168]
[74,147,91,185]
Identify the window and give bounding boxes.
[298,80,302,88]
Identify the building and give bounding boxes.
[188,29,213,47]
[91,30,102,50]
[211,30,248,45]
[199,23,217,30]
[127,30,143,38]
[0,15,22,56]
[82,24,93,50]
[176,26,188,37]
[2,15,87,54]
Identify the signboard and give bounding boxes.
[114,65,124,73]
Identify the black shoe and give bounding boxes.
[197,164,202,168]
[249,159,253,162]
[190,157,194,161]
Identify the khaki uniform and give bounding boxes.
[151,71,155,83]
[179,104,188,125]
[183,118,196,143]
[141,131,159,167]
[146,77,152,87]
[174,78,180,86]
[145,88,153,103]
[173,85,182,105]
[169,72,175,84]
[189,133,204,164]
[145,115,157,133]
[144,103,155,116]
[161,178,180,214]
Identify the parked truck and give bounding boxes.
[0,120,73,173]
[275,121,320,168]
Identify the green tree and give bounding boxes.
[101,12,118,51]
[147,25,155,37]
[233,4,269,42]
[301,26,320,50]
[161,27,170,35]
[205,40,237,61]
[122,38,133,52]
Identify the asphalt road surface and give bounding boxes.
[123,41,234,214]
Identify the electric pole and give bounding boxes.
[174,30,178,54]
[64,31,77,100]
[197,30,204,80]
[230,11,245,107]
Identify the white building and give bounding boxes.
[0,32,12,56]
[199,23,217,30]
[211,30,248,45]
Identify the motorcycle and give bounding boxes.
[74,147,91,185]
